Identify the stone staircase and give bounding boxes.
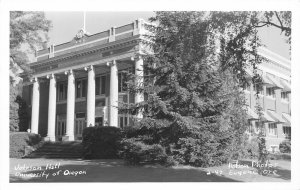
[24,141,83,159]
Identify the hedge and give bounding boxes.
[10,132,42,158]
[82,126,122,159]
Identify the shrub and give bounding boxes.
[120,119,239,167]
[246,137,259,158]
[169,137,223,167]
[119,138,169,165]
[10,132,42,158]
[279,140,291,153]
[231,136,260,160]
[269,152,291,160]
[82,126,122,159]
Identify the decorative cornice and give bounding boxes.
[31,36,141,68]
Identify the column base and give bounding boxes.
[44,136,56,142]
[62,135,75,141]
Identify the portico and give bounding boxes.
[27,19,147,141]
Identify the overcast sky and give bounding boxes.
[45,11,291,59]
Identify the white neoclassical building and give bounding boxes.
[23,19,147,141]
[22,18,291,150]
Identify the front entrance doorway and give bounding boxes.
[56,114,66,140]
[95,117,103,127]
[75,112,86,140]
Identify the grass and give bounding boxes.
[10,158,290,182]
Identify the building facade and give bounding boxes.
[22,19,291,151]
[23,19,147,141]
[245,47,291,152]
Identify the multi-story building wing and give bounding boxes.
[245,47,291,152]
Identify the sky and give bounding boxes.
[44,11,291,59]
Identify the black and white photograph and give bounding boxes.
[1,0,300,189]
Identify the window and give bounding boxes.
[283,126,291,139]
[76,79,87,98]
[95,99,106,107]
[253,84,263,95]
[268,123,277,136]
[76,112,86,118]
[254,122,260,134]
[266,87,275,98]
[118,72,127,92]
[281,91,288,101]
[247,120,254,134]
[95,117,103,127]
[255,121,266,136]
[57,83,67,101]
[118,68,134,93]
[118,115,129,129]
[96,75,106,95]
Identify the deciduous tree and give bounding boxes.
[9,11,51,131]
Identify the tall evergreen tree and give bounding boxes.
[120,12,267,167]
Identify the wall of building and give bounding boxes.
[245,50,291,151]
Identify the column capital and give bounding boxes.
[46,73,55,79]
[131,54,144,61]
[64,69,73,75]
[106,60,117,67]
[84,65,94,71]
[30,77,38,83]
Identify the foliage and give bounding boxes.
[10,11,51,76]
[243,137,259,159]
[10,82,19,132]
[254,93,270,170]
[255,11,291,44]
[120,138,169,165]
[118,11,274,167]
[16,95,30,132]
[10,132,42,158]
[82,126,122,159]
[268,152,291,160]
[9,83,23,131]
[10,11,51,53]
[279,140,291,153]
[9,11,51,132]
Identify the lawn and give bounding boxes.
[10,158,290,182]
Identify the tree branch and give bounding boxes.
[275,11,284,29]
[253,23,268,28]
[254,21,291,33]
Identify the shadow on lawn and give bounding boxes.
[10,159,239,182]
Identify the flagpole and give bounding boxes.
[83,11,86,31]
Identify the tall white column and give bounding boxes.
[65,70,75,140]
[85,65,95,127]
[30,77,40,134]
[46,74,56,141]
[134,55,144,119]
[108,60,118,127]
